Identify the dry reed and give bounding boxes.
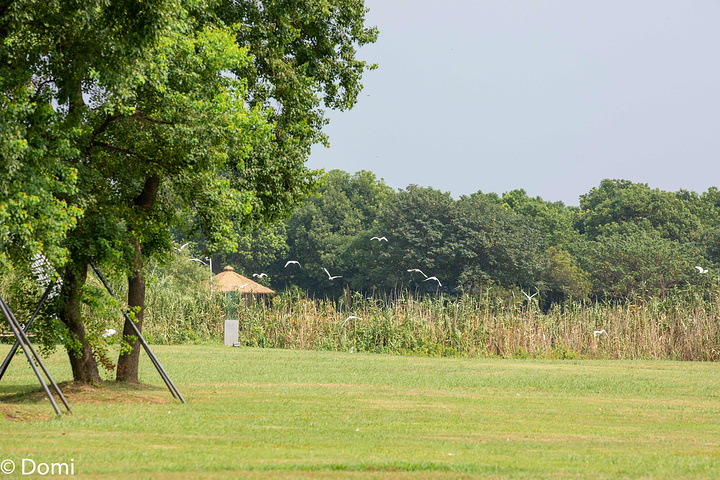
[223,290,720,361]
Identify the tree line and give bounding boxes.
[220,171,720,306]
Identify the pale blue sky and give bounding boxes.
[308,1,720,206]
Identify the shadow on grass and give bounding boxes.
[0,380,171,421]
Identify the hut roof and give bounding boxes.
[211,266,275,295]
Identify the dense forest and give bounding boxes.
[202,170,720,308]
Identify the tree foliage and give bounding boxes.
[576,226,704,299]
[281,170,393,293]
[216,0,379,226]
[0,0,379,383]
[576,179,702,243]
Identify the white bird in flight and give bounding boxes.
[371,236,388,242]
[285,260,301,268]
[342,316,362,327]
[407,269,427,278]
[103,328,116,338]
[593,329,608,337]
[324,268,342,280]
[522,289,538,301]
[176,242,190,252]
[253,273,267,278]
[695,266,708,274]
[424,276,442,286]
[232,283,249,290]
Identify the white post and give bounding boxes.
[224,319,239,346]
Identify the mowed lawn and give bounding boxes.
[0,345,719,479]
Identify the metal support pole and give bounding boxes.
[0,280,56,381]
[0,296,72,414]
[0,296,69,416]
[209,257,213,296]
[90,264,186,403]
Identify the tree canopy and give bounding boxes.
[225,174,719,307]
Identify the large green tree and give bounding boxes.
[454,193,545,291]
[576,226,704,299]
[576,179,702,243]
[101,17,274,382]
[1,0,378,384]
[112,1,378,381]
[572,179,714,300]
[1,0,184,382]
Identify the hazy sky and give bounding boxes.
[307,1,720,206]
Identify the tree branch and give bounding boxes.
[89,113,121,146]
[92,141,138,157]
[91,141,177,170]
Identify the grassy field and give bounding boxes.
[0,345,719,479]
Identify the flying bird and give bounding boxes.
[371,236,388,242]
[342,316,362,327]
[176,242,190,252]
[233,283,249,290]
[103,328,116,338]
[695,266,708,274]
[252,273,268,278]
[407,269,427,278]
[423,276,442,286]
[522,289,538,301]
[324,268,342,280]
[593,329,608,337]
[285,260,301,268]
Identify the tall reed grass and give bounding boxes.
[226,289,720,361]
[113,260,226,345]
[3,260,719,361]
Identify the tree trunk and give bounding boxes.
[116,174,160,383]
[59,260,102,384]
[116,238,145,383]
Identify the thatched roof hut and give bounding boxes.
[211,266,275,295]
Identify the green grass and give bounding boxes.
[1,345,719,479]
